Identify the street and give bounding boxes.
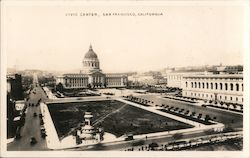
[8,81,49,151]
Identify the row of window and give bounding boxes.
[83,61,99,68]
[66,79,88,84]
[107,78,123,82]
[186,92,243,102]
[108,82,123,86]
[168,75,182,80]
[186,81,243,91]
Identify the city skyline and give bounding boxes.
[3,3,246,72]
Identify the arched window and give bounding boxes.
[185,82,188,88]
[202,82,205,89]
[210,83,213,89]
[220,83,223,90]
[195,82,197,88]
[191,82,193,88]
[225,83,228,90]
[206,83,209,89]
[242,84,243,91]
[236,83,239,91]
[230,83,234,91]
[215,83,218,90]
[198,82,201,88]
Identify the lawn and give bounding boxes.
[47,100,193,139]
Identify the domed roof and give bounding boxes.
[84,45,98,59]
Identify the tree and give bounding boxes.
[240,105,243,111]
[56,83,64,93]
[184,110,190,115]
[205,115,210,122]
[191,112,196,117]
[198,113,202,119]
[220,101,224,108]
[88,84,92,89]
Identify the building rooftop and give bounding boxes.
[183,74,243,79]
[84,45,98,59]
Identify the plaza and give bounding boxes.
[47,100,193,139]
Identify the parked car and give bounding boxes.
[40,125,45,132]
[39,114,43,118]
[41,131,47,138]
[40,120,44,125]
[125,134,134,141]
[30,137,37,145]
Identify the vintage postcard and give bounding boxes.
[0,0,249,157]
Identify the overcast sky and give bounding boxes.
[2,1,247,73]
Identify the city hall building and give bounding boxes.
[56,45,128,89]
[182,74,243,104]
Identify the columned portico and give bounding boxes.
[182,74,243,104]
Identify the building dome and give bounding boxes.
[84,45,98,59]
[82,44,101,73]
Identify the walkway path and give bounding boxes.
[93,103,127,126]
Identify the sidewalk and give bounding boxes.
[42,87,58,100]
[40,102,61,149]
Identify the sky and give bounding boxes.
[2,1,247,73]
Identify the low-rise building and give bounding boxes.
[182,74,243,104]
[166,71,206,88]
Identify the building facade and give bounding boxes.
[7,74,23,100]
[166,72,206,88]
[182,74,243,104]
[56,45,128,89]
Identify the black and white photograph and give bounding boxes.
[0,0,249,157]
